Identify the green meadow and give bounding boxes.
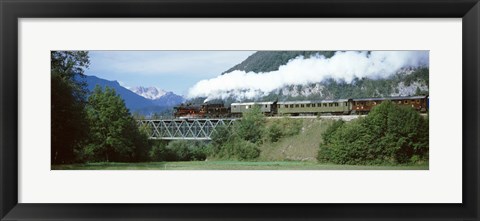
[52,161,428,170]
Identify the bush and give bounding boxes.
[267,123,283,142]
[235,106,265,144]
[231,138,261,160]
[282,118,303,136]
[210,130,260,161]
[266,118,303,142]
[210,125,234,154]
[321,120,345,145]
[208,107,263,161]
[149,141,171,161]
[149,140,209,161]
[318,101,428,165]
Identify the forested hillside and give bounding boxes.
[222,51,335,74]
[211,51,429,104]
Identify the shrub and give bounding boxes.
[318,101,428,165]
[149,140,208,161]
[267,123,283,142]
[210,132,260,161]
[321,120,345,145]
[210,125,234,154]
[232,139,261,160]
[266,118,303,142]
[149,141,171,161]
[282,118,303,136]
[235,106,265,144]
[208,107,263,160]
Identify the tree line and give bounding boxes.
[318,101,429,165]
[51,51,150,164]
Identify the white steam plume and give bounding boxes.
[187,51,429,101]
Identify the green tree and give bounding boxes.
[235,106,266,144]
[210,125,234,156]
[83,86,148,162]
[209,122,260,161]
[321,120,345,145]
[51,51,90,164]
[365,101,429,163]
[267,123,283,142]
[318,101,428,165]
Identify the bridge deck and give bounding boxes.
[137,118,238,140]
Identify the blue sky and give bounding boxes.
[84,51,255,95]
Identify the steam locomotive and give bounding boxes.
[174,95,429,118]
[173,103,230,118]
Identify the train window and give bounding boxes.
[404,100,408,104]
[290,104,294,108]
[233,105,236,108]
[335,103,339,107]
[328,103,332,107]
[323,103,327,107]
[295,104,299,108]
[285,105,288,108]
[306,104,310,107]
[265,105,268,108]
[301,104,305,108]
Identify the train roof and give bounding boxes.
[231,101,276,105]
[277,99,350,105]
[352,96,428,101]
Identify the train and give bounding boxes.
[174,103,230,118]
[174,95,429,118]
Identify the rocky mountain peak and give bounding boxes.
[131,86,167,100]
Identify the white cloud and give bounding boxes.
[187,51,429,101]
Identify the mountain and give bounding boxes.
[222,51,335,74]
[270,67,429,101]
[130,86,185,107]
[84,75,154,110]
[151,92,185,107]
[83,75,184,116]
[131,86,167,100]
[202,51,429,104]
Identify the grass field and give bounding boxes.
[259,118,331,161]
[52,161,428,170]
[53,118,429,170]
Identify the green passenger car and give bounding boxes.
[231,101,277,115]
[277,99,351,115]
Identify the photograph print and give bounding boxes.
[51,50,429,170]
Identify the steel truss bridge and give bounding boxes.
[137,118,238,140]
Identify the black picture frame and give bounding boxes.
[1,0,479,220]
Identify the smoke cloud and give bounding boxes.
[186,51,429,101]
